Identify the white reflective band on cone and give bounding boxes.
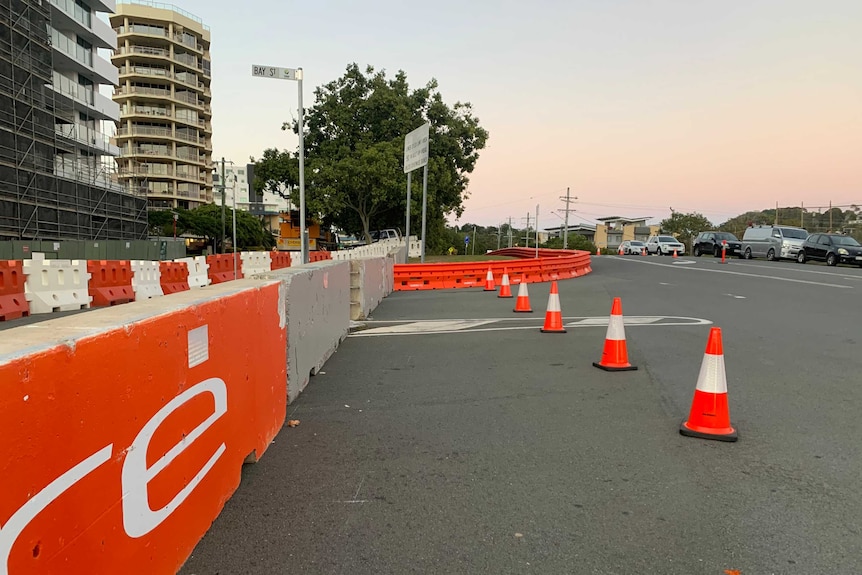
[605,314,626,341]
[517,282,528,296]
[546,293,561,312]
[695,353,728,394]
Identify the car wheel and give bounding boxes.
[826,253,837,266]
[766,249,776,261]
[744,248,752,259]
[693,246,701,257]
[797,251,806,264]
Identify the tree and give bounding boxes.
[542,234,597,254]
[147,206,275,251]
[660,211,713,249]
[253,63,489,248]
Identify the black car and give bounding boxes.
[692,231,742,258]
[797,233,862,267]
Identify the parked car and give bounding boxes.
[797,233,862,267]
[371,229,402,242]
[741,225,808,261]
[692,231,742,258]
[618,240,646,255]
[646,235,686,256]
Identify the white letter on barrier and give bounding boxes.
[122,378,228,538]
[0,445,113,575]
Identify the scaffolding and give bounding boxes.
[0,0,148,240]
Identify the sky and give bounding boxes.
[146,0,862,229]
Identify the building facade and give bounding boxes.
[212,161,290,232]
[593,216,660,250]
[110,0,212,211]
[1,0,148,240]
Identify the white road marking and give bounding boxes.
[733,261,862,279]
[611,257,853,289]
[352,316,712,337]
[672,260,696,265]
[724,294,747,299]
[360,320,495,334]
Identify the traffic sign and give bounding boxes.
[251,65,300,81]
[464,235,470,245]
[404,123,430,173]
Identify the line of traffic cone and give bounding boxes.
[498,269,513,298]
[483,267,495,291]
[540,281,566,333]
[680,327,737,442]
[513,276,532,312]
[592,297,637,371]
[673,249,678,259]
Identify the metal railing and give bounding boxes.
[117,0,210,30]
[117,126,173,138]
[115,86,172,98]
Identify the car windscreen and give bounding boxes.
[716,232,738,241]
[833,235,861,246]
[780,228,808,239]
[630,241,644,246]
[658,236,677,242]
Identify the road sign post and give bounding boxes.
[252,64,308,264]
[404,124,430,262]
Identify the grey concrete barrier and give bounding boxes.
[350,256,395,320]
[254,260,351,404]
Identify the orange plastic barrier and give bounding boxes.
[394,249,592,291]
[0,282,287,574]
[206,254,244,284]
[159,261,190,294]
[309,251,333,262]
[0,260,30,321]
[87,260,135,306]
[270,251,292,270]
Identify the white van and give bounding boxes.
[741,225,808,261]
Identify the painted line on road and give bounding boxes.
[352,316,712,337]
[606,256,853,289]
[727,261,862,280]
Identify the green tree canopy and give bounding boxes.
[147,206,275,251]
[253,63,489,249]
[660,211,713,249]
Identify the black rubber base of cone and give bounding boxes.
[498,295,513,299]
[540,328,567,333]
[592,362,638,371]
[513,309,533,313]
[679,422,738,442]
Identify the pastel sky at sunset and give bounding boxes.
[156,0,862,228]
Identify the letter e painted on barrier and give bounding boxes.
[0,283,287,574]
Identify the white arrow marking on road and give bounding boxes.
[724,294,747,299]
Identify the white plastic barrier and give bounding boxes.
[290,252,303,266]
[23,253,92,313]
[241,251,272,276]
[130,260,164,299]
[174,256,210,288]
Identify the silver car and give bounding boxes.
[741,225,808,261]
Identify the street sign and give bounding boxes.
[251,65,299,81]
[464,235,470,245]
[404,123,430,173]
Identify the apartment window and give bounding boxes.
[149,181,171,194]
[73,0,92,27]
[237,169,245,175]
[175,108,199,123]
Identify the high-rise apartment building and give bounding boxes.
[0,0,148,240]
[110,0,212,210]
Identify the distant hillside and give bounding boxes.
[718,206,860,237]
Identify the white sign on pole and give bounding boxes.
[251,65,299,81]
[404,123,430,173]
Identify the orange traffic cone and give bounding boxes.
[592,297,637,371]
[540,281,566,333]
[513,276,532,313]
[483,267,496,291]
[641,247,647,256]
[680,327,737,442]
[673,249,678,259]
[618,245,624,256]
[596,248,601,256]
[498,269,513,298]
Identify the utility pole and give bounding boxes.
[535,204,540,258]
[521,212,531,248]
[496,223,502,250]
[472,225,476,256]
[220,157,226,254]
[558,188,577,249]
[774,201,779,226]
[801,202,804,228]
[829,200,833,231]
[507,217,513,248]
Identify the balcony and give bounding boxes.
[115,45,170,59]
[50,0,115,49]
[114,85,172,99]
[55,123,121,156]
[116,126,173,138]
[119,164,175,177]
[123,146,174,159]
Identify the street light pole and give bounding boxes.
[297,68,307,264]
[220,157,225,253]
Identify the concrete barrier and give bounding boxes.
[253,260,350,404]
[0,280,287,574]
[349,256,395,320]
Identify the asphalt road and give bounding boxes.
[180,254,862,575]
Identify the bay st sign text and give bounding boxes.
[403,123,430,173]
[251,65,299,81]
